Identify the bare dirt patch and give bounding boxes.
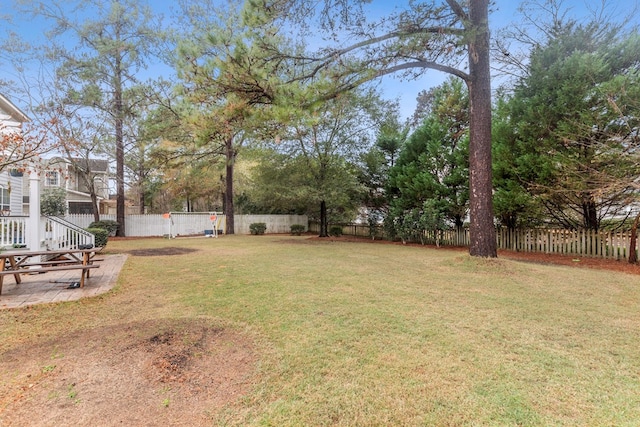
[127,247,200,257]
[0,318,256,426]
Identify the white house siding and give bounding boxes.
[8,172,23,215]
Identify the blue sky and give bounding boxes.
[1,0,638,121]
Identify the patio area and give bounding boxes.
[0,254,127,309]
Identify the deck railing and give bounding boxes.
[0,216,27,248]
[0,215,95,250]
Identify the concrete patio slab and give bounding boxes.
[0,254,127,310]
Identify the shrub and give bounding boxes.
[329,226,343,237]
[290,224,306,236]
[87,227,109,247]
[249,222,267,235]
[88,220,119,236]
[41,187,67,216]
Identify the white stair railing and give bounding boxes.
[42,216,95,251]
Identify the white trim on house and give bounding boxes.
[0,93,29,124]
[65,188,104,200]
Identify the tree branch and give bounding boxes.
[445,0,469,22]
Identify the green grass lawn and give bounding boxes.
[2,235,640,426]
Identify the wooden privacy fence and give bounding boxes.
[64,213,308,237]
[309,222,639,261]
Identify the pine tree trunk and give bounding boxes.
[319,200,328,237]
[467,0,497,257]
[224,136,235,235]
[114,33,126,237]
[138,173,146,214]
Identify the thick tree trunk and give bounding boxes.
[319,200,328,237]
[467,0,497,257]
[224,136,235,235]
[115,48,126,237]
[138,173,146,214]
[629,213,640,264]
[582,197,599,231]
[115,114,125,235]
[138,188,145,214]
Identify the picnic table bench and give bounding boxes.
[0,248,103,295]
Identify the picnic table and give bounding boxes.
[0,247,103,295]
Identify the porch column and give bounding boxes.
[27,169,40,250]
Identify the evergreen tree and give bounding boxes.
[386,78,469,239]
[498,22,640,231]
[357,109,407,225]
[175,0,291,233]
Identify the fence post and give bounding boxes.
[27,169,41,250]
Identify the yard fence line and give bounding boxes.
[65,213,308,237]
[496,227,637,260]
[309,222,639,261]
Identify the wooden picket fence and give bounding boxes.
[496,228,637,260]
[309,222,639,261]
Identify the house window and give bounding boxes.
[0,186,9,212]
[45,170,60,187]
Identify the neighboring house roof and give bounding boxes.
[66,188,104,201]
[70,157,109,173]
[43,156,109,174]
[0,93,29,123]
